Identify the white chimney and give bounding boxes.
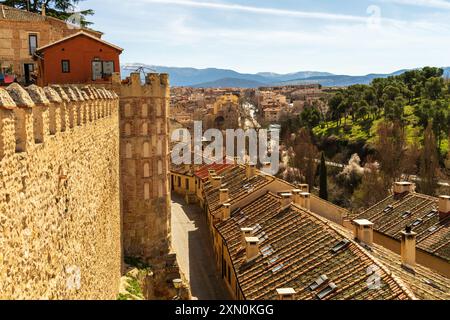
[246,163,256,179]
[438,195,450,221]
[280,193,293,207]
[219,188,229,204]
[240,228,253,247]
[393,182,415,199]
[245,237,260,261]
[352,219,374,246]
[276,288,296,300]
[400,226,416,269]
[222,203,231,221]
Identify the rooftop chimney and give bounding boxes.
[299,192,311,211]
[352,219,374,246]
[222,203,231,221]
[401,225,417,270]
[208,169,216,178]
[276,288,296,300]
[41,4,46,16]
[298,184,309,193]
[438,195,450,221]
[246,163,256,179]
[393,182,415,199]
[219,188,229,204]
[240,228,253,247]
[211,176,222,188]
[292,189,302,205]
[245,237,260,262]
[280,192,293,207]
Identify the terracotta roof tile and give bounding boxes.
[216,192,415,300]
[356,192,450,262]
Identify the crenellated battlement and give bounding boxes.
[0,83,119,160]
[120,72,169,98]
[0,82,121,300]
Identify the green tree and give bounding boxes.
[319,152,328,201]
[300,106,321,129]
[2,0,94,26]
[423,77,444,100]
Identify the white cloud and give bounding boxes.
[137,0,369,22]
[379,0,450,9]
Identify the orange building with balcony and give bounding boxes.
[35,30,123,86]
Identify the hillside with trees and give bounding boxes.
[280,67,450,211]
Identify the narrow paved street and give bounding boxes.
[171,194,231,300]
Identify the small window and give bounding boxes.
[29,34,38,55]
[186,179,189,190]
[317,282,337,300]
[309,274,329,291]
[102,61,114,76]
[330,239,350,254]
[401,211,411,219]
[61,60,70,73]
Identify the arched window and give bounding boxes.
[158,183,163,198]
[156,102,162,117]
[141,122,148,136]
[125,143,132,159]
[124,103,132,117]
[141,104,148,117]
[143,163,150,177]
[143,142,150,158]
[158,160,163,175]
[157,140,162,156]
[156,121,161,134]
[144,183,150,200]
[124,123,132,136]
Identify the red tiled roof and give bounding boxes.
[194,161,234,180]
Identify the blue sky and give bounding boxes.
[79,0,450,75]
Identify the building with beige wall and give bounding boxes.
[350,182,450,278]
[170,160,449,300]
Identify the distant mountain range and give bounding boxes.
[121,64,450,88]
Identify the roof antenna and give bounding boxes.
[123,64,157,78]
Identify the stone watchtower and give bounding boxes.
[119,72,171,262]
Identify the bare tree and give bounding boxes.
[292,128,318,189]
[418,122,440,195]
[352,160,388,210]
[374,121,408,186]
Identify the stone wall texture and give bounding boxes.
[0,83,121,299]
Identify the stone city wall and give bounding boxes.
[0,83,121,299]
